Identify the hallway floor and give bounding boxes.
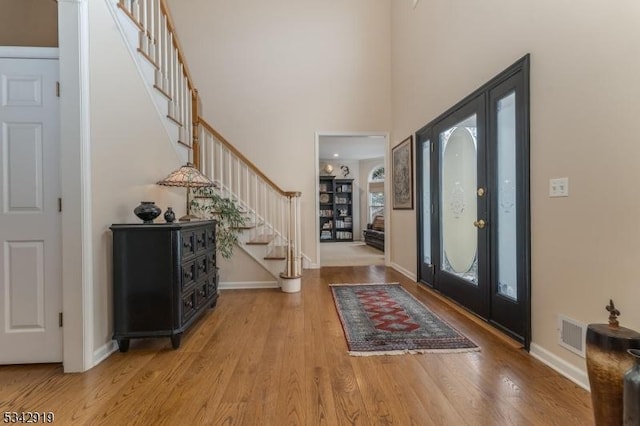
[320,241,384,266]
[0,266,593,424]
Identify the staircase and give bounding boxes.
[107,0,302,290]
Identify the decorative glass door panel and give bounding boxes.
[422,140,431,266]
[496,91,517,300]
[440,115,478,285]
[488,70,529,343]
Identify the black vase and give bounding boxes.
[624,349,640,425]
[133,201,161,224]
[164,207,175,223]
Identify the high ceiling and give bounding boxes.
[319,135,386,161]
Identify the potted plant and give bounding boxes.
[190,187,248,259]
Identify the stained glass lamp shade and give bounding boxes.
[156,162,216,221]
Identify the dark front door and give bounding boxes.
[417,56,530,346]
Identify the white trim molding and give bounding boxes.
[314,131,390,268]
[58,0,94,372]
[302,253,319,269]
[93,341,118,365]
[529,343,590,391]
[219,281,279,290]
[391,262,417,282]
[0,47,59,59]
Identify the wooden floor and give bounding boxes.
[0,266,593,425]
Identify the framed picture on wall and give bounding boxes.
[392,135,413,210]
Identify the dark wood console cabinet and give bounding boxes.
[110,220,218,351]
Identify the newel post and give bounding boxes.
[280,191,302,293]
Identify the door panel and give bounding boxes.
[0,57,61,364]
[419,137,434,284]
[495,91,517,300]
[5,123,44,211]
[488,72,529,341]
[6,242,45,330]
[435,96,489,318]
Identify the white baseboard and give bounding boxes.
[529,343,590,391]
[390,262,417,282]
[302,253,320,269]
[219,281,279,290]
[93,340,118,366]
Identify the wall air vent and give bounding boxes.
[557,315,586,358]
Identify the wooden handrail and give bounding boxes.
[117,3,144,31]
[199,117,288,196]
[118,0,293,199]
[116,0,302,277]
[159,0,195,91]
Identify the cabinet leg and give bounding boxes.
[170,334,182,349]
[117,339,130,353]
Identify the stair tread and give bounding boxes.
[264,246,287,260]
[247,234,274,245]
[232,222,258,230]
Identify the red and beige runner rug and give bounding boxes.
[330,283,479,356]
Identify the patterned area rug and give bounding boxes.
[330,283,479,356]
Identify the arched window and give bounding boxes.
[368,165,384,222]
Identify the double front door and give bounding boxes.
[417,56,530,346]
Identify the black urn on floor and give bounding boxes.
[133,201,161,224]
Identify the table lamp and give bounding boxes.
[156,162,216,221]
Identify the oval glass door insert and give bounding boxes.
[440,115,478,284]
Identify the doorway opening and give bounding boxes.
[315,132,389,267]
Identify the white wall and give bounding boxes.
[89,0,185,352]
[166,0,392,263]
[391,0,640,377]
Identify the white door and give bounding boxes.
[0,57,61,364]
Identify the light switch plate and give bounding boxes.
[549,177,569,197]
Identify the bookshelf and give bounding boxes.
[319,176,353,242]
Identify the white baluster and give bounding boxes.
[148,0,156,64]
[139,0,148,55]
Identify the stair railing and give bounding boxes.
[198,119,302,279]
[116,0,302,282]
[118,0,193,148]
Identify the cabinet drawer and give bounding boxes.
[181,231,196,259]
[181,259,197,289]
[196,254,210,277]
[206,227,216,247]
[194,281,208,307]
[195,227,208,253]
[196,274,218,305]
[182,289,197,322]
[207,252,216,270]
